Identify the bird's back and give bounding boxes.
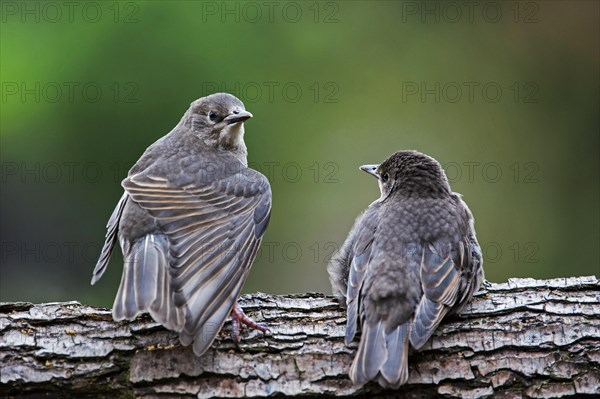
[339,190,481,387]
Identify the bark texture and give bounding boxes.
[1,276,599,398]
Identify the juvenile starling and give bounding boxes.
[328,150,483,388]
[92,93,271,356]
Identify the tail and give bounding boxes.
[349,321,410,388]
[112,234,183,331]
[91,193,127,285]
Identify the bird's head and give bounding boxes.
[360,150,451,201]
[185,93,253,156]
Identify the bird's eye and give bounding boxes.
[208,111,218,121]
[381,173,389,183]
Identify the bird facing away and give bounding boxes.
[328,150,483,388]
[92,93,271,356]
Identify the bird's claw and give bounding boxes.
[231,302,268,344]
[475,279,493,295]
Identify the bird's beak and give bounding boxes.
[360,164,380,179]
[224,110,253,125]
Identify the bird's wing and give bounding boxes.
[455,237,483,310]
[410,239,468,349]
[328,208,373,307]
[345,206,379,346]
[122,168,271,355]
[454,199,484,313]
[91,192,128,284]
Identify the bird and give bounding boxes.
[327,150,483,388]
[91,93,271,356]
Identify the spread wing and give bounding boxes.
[122,168,271,355]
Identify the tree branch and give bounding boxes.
[1,276,599,398]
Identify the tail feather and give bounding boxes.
[379,323,410,388]
[362,322,386,380]
[149,253,183,331]
[350,321,410,387]
[350,321,386,385]
[113,234,183,330]
[134,235,159,309]
[410,296,449,349]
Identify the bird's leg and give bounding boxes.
[475,279,493,295]
[481,279,493,290]
[230,302,268,343]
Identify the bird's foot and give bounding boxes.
[231,302,268,343]
[475,279,493,295]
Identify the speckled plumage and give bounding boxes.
[328,150,483,388]
[92,93,271,356]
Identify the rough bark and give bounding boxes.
[0,276,599,398]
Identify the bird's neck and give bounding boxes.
[218,123,248,166]
[392,185,450,200]
[395,172,451,199]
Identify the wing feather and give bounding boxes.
[410,238,471,348]
[344,207,379,346]
[91,192,128,284]
[122,168,271,356]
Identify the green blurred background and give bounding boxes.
[1,1,598,307]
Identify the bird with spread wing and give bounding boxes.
[92,93,271,356]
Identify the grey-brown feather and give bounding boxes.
[328,150,483,388]
[93,93,271,357]
[112,234,184,331]
[328,204,379,345]
[116,168,270,355]
[91,192,128,285]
